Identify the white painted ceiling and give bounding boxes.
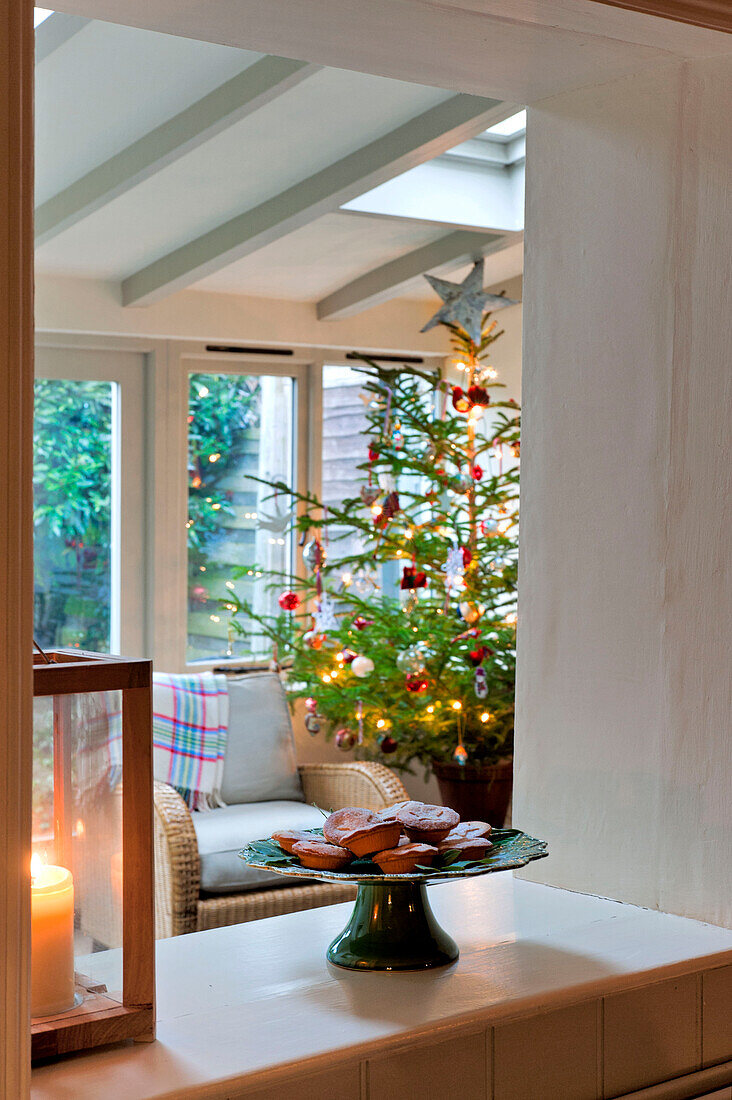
[194,212,448,300]
[35,16,525,314]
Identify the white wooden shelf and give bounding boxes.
[32,876,732,1099]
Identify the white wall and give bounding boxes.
[516,56,732,928]
[35,274,524,379]
[35,274,457,356]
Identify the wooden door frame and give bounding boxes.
[588,0,732,34]
[0,0,34,1095]
[1,0,727,1095]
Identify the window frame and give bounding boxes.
[34,336,147,658]
[177,350,310,669]
[32,338,444,674]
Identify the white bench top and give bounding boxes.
[32,875,732,1099]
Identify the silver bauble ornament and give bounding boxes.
[302,539,326,572]
[360,485,380,506]
[395,642,433,675]
[396,647,421,674]
[351,569,377,596]
[453,472,473,493]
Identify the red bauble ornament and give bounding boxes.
[405,674,429,693]
[468,646,488,666]
[467,385,490,407]
[400,566,427,590]
[352,615,373,631]
[451,386,471,412]
[368,443,380,462]
[471,464,483,481]
[278,591,300,611]
[379,735,398,754]
[461,547,473,568]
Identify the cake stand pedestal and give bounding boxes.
[327,880,458,971]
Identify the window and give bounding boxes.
[321,363,432,597]
[33,344,146,658]
[186,371,295,663]
[321,365,370,568]
[33,378,115,653]
[483,110,526,139]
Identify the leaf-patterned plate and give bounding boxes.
[240,827,547,885]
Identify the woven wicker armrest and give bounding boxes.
[298,762,409,812]
[153,781,200,939]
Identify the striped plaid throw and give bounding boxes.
[152,672,229,811]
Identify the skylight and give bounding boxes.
[484,110,526,139]
[34,8,54,27]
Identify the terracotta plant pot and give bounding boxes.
[432,757,513,826]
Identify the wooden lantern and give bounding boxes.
[31,648,155,1059]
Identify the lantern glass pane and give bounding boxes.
[33,690,125,1001]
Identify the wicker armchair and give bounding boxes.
[153,761,408,937]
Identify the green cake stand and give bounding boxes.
[240,828,548,972]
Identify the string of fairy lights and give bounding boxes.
[187,355,518,751]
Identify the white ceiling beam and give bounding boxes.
[35,56,321,246]
[317,230,504,320]
[121,94,509,307]
[343,155,524,233]
[45,0,729,101]
[35,13,91,64]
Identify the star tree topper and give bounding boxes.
[421,258,517,345]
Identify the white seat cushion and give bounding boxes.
[192,801,325,894]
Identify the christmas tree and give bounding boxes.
[227,261,520,775]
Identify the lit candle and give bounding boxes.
[30,853,75,1017]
